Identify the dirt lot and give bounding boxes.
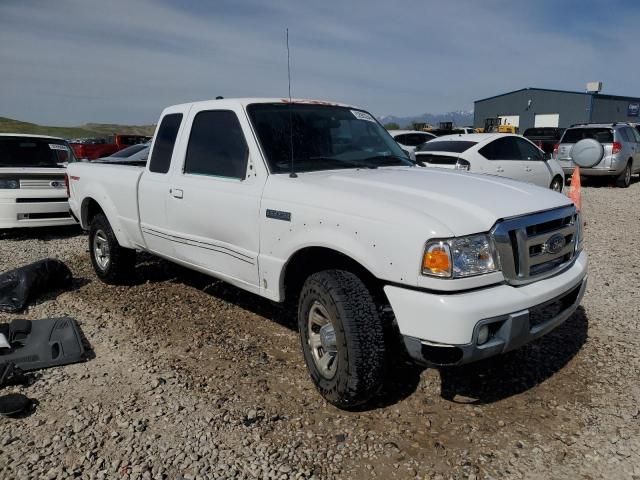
[1,180,639,480]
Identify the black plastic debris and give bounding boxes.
[0,318,86,371]
[0,393,33,417]
[0,259,72,313]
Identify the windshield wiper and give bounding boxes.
[307,156,378,169]
[361,154,412,166]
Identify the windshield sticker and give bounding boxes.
[49,143,69,151]
[351,110,376,123]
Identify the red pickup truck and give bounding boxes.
[69,134,151,160]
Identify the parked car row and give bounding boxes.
[390,121,640,189]
[68,134,151,160]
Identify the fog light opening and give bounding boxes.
[477,325,490,345]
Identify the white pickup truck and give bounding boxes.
[67,98,588,408]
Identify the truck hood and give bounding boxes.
[276,167,572,236]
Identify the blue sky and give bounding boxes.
[1,0,639,125]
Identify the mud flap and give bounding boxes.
[0,317,86,371]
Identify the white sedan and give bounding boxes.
[415,133,565,191]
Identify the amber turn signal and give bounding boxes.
[422,243,451,277]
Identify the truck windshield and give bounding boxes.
[0,136,76,167]
[247,103,412,173]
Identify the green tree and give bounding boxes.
[383,122,400,130]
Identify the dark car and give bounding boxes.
[523,127,565,154]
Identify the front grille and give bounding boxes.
[492,205,578,285]
[16,197,68,203]
[528,282,582,328]
[17,212,71,220]
[19,177,66,189]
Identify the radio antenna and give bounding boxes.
[286,28,297,178]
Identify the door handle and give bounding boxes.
[496,167,504,173]
[525,166,532,172]
[170,188,183,199]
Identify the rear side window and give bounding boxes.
[417,140,477,153]
[149,113,183,173]
[561,128,613,144]
[515,138,543,160]
[184,110,248,180]
[619,128,631,142]
[479,137,521,160]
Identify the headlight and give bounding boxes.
[422,234,498,278]
[0,179,19,189]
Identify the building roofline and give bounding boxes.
[475,87,640,104]
[474,87,590,103]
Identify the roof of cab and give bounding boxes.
[165,97,361,111]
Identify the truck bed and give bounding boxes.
[67,162,146,247]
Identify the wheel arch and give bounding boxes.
[280,246,385,305]
[80,196,135,248]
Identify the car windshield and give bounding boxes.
[247,103,412,173]
[562,128,613,144]
[0,136,76,167]
[416,140,477,153]
[110,144,148,158]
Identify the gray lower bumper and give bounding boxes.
[403,277,588,366]
[563,167,621,177]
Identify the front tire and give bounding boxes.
[298,270,385,409]
[88,213,135,284]
[616,162,631,188]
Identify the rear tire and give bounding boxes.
[298,270,385,409]
[616,162,631,188]
[88,213,136,284]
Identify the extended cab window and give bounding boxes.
[149,113,183,174]
[184,110,248,180]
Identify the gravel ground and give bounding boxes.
[0,180,639,479]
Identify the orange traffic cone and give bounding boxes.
[568,166,582,211]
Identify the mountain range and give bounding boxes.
[0,116,155,139]
[378,110,474,128]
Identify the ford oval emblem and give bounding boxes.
[545,233,565,254]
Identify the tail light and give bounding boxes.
[612,141,622,154]
[64,173,70,198]
[553,143,559,159]
[455,159,471,171]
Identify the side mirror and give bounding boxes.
[543,152,552,161]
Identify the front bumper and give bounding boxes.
[384,250,588,366]
[0,192,76,229]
